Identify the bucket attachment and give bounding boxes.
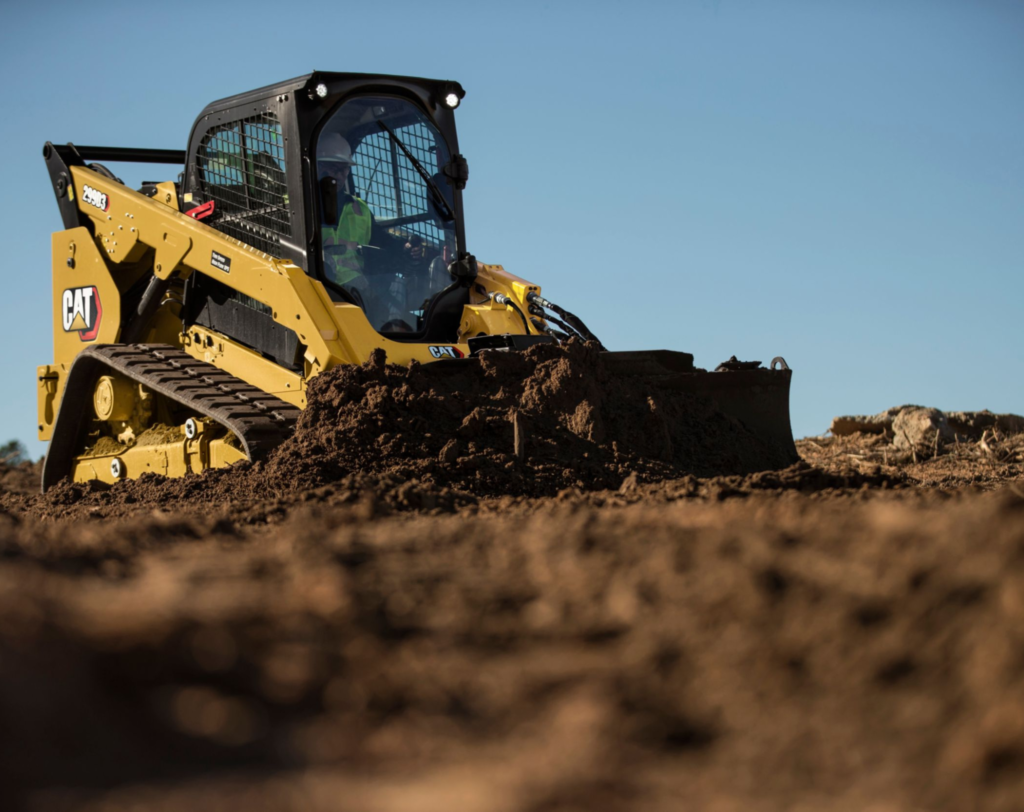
[425,345,798,475]
[602,350,798,468]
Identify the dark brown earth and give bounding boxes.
[1,342,796,524]
[1,346,1022,812]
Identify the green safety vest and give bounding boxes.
[322,197,372,285]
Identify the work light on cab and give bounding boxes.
[440,83,463,109]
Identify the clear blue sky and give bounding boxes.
[2,0,1022,459]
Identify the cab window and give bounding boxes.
[316,96,457,334]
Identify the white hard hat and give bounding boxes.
[318,132,354,165]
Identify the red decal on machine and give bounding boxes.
[62,286,103,341]
[187,200,216,221]
[428,345,464,359]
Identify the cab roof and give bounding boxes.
[196,72,465,118]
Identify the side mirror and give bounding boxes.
[443,154,469,190]
[319,176,338,225]
[448,252,478,284]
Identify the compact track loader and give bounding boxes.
[38,72,796,491]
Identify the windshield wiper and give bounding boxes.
[377,120,456,222]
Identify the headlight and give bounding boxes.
[439,83,465,110]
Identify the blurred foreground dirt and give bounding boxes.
[1,361,1023,811]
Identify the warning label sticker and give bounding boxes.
[211,251,231,273]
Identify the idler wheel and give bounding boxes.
[93,375,136,422]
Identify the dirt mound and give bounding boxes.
[4,343,798,522]
[832,407,1024,441]
[257,341,792,495]
[0,460,42,495]
[805,405,1024,490]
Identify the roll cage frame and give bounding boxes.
[181,72,468,284]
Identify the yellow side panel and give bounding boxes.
[51,228,121,372]
[43,228,121,437]
[459,305,525,339]
[37,365,59,441]
[181,326,306,408]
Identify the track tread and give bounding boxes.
[41,343,300,491]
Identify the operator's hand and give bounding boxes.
[404,237,425,263]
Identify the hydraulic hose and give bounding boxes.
[525,291,606,350]
[490,292,531,334]
[122,273,172,344]
[531,317,569,341]
[528,304,583,341]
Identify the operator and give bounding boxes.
[317,134,429,332]
[317,133,373,290]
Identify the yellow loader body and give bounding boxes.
[37,72,796,491]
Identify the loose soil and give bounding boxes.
[1,346,1022,811]
[2,342,796,523]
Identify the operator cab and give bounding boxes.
[315,95,458,334]
[181,72,471,347]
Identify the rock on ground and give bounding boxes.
[832,406,1024,446]
[892,406,956,451]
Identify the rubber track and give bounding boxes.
[42,343,301,492]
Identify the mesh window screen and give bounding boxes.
[350,122,452,250]
[197,113,291,257]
